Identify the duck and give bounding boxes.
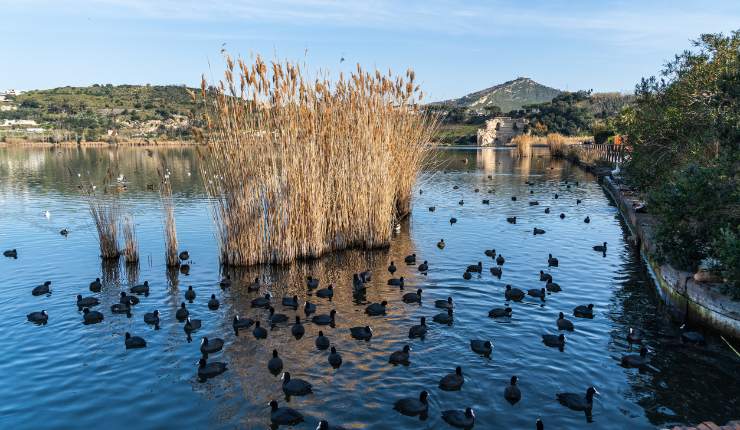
[388,261,397,274]
[359,270,372,283]
[584,216,591,223]
[220,276,232,289]
[233,315,254,333]
[529,200,539,206]
[511,196,517,201]
[557,312,574,331]
[539,271,552,283]
[389,345,411,365]
[143,310,160,327]
[528,287,546,299]
[366,301,388,316]
[119,292,139,306]
[306,276,319,289]
[175,303,189,321]
[437,239,446,249]
[404,254,416,264]
[207,294,220,310]
[429,206,436,212]
[312,309,336,325]
[252,321,267,339]
[60,228,69,236]
[197,357,227,380]
[124,332,146,349]
[408,317,427,338]
[291,316,305,338]
[316,285,334,298]
[304,301,317,315]
[506,216,517,224]
[185,286,196,302]
[184,317,202,333]
[482,199,490,204]
[504,376,521,404]
[433,308,454,325]
[3,249,17,258]
[557,386,598,411]
[282,372,312,396]
[178,250,189,261]
[533,227,546,235]
[470,339,493,356]
[89,277,102,292]
[505,285,525,301]
[282,295,299,309]
[82,308,104,324]
[130,281,149,295]
[110,302,131,315]
[627,327,643,344]
[350,325,373,341]
[490,266,502,278]
[268,349,283,375]
[269,400,303,426]
[467,261,483,273]
[439,366,464,391]
[453,185,459,190]
[315,331,330,350]
[621,346,649,368]
[593,242,607,252]
[450,217,458,225]
[554,193,559,199]
[393,391,429,417]
[559,213,565,219]
[573,304,594,318]
[251,293,272,308]
[458,199,464,206]
[441,407,475,429]
[200,337,224,354]
[542,333,566,348]
[484,249,496,257]
[547,254,559,267]
[402,288,422,304]
[546,282,562,292]
[268,306,289,324]
[387,277,404,287]
[544,207,551,214]
[76,294,99,307]
[352,273,365,290]
[418,260,429,272]
[247,277,261,292]
[328,346,342,368]
[489,307,513,318]
[435,296,453,309]
[496,254,505,265]
[463,271,472,280]
[537,418,544,430]
[27,310,48,324]
[32,281,51,296]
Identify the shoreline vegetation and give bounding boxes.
[193,55,437,266]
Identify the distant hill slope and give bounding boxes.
[436,77,562,112]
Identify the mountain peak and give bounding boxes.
[438,78,561,112]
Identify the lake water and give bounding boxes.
[0,146,737,429]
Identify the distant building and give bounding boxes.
[0,105,18,111]
[0,119,38,127]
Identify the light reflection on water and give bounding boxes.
[0,146,737,429]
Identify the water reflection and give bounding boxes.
[0,146,738,429]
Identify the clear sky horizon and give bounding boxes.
[1,0,738,101]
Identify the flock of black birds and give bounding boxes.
[11,175,711,430]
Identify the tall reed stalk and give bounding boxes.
[512,134,533,158]
[547,133,567,158]
[159,168,179,267]
[88,199,120,259]
[121,214,139,264]
[193,55,437,266]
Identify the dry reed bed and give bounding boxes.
[512,134,533,158]
[88,198,120,259]
[193,56,437,266]
[121,214,139,264]
[158,167,180,267]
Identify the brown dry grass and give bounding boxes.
[547,133,567,158]
[192,55,437,266]
[158,166,179,267]
[88,199,119,259]
[121,214,139,264]
[512,134,533,158]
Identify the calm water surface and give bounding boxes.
[0,146,737,429]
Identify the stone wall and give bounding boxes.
[476,117,528,146]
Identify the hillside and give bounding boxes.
[437,77,562,112]
[0,84,202,142]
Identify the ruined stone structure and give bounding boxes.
[476,117,529,146]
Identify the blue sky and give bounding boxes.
[1,0,738,101]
